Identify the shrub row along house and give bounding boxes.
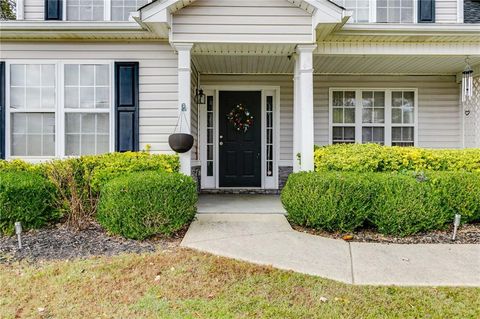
[0,0,479,192]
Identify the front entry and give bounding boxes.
[219,91,262,187]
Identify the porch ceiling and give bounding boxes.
[192,54,480,76]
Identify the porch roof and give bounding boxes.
[193,53,480,76]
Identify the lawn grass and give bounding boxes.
[1,248,479,319]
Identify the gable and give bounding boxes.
[171,0,315,43]
[138,0,348,41]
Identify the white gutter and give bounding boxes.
[338,23,480,36]
[0,21,146,31]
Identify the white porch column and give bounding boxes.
[294,44,317,172]
[293,55,302,172]
[175,43,194,175]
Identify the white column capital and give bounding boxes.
[295,44,317,54]
[172,43,194,52]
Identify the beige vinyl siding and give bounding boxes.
[0,41,179,154]
[24,0,44,20]
[172,0,313,43]
[436,0,459,23]
[202,74,461,162]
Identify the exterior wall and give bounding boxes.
[23,0,44,20]
[202,74,462,165]
[464,0,480,23]
[0,41,179,154]
[171,0,313,43]
[436,0,459,23]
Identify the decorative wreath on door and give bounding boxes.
[227,104,254,132]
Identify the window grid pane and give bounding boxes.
[10,64,56,110]
[64,64,111,156]
[332,91,356,124]
[111,0,149,21]
[65,113,110,156]
[11,113,56,157]
[377,0,414,23]
[67,0,105,21]
[333,0,370,22]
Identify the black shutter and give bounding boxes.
[45,0,63,20]
[0,62,5,159]
[115,62,139,152]
[418,0,435,23]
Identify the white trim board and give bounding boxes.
[199,85,281,190]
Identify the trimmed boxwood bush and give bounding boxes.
[281,172,374,232]
[97,171,197,240]
[282,171,480,236]
[0,171,58,235]
[315,144,480,173]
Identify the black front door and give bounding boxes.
[219,91,262,187]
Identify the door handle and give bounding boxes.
[219,142,224,146]
[257,153,260,159]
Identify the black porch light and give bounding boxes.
[195,88,206,105]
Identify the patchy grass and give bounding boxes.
[1,249,479,319]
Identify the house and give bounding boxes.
[0,0,479,192]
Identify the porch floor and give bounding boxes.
[197,194,286,215]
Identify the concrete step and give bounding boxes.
[197,194,287,214]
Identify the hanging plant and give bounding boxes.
[227,103,254,133]
[169,103,194,154]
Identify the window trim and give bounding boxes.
[329,88,419,147]
[5,60,115,160]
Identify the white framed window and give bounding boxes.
[65,0,150,21]
[329,89,417,146]
[333,0,418,23]
[6,61,114,159]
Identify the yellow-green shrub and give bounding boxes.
[314,144,480,173]
[1,153,180,230]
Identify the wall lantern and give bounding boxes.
[195,88,206,105]
[462,57,474,103]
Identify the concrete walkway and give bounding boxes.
[182,196,480,287]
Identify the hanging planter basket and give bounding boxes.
[169,133,194,154]
[169,103,194,153]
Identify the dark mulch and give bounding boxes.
[292,223,480,244]
[0,223,185,264]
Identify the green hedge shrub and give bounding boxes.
[97,172,197,240]
[282,171,480,236]
[281,172,374,232]
[315,144,480,173]
[0,171,58,235]
[0,153,180,231]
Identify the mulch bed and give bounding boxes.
[0,223,185,264]
[292,223,480,244]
